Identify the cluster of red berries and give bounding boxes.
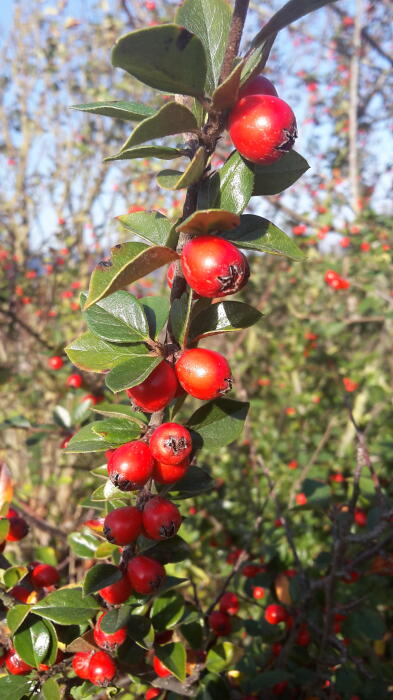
[9,561,60,604]
[0,506,29,553]
[324,269,350,290]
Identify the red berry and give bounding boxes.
[252,586,265,600]
[167,261,176,288]
[264,604,287,624]
[146,689,161,699]
[239,74,278,98]
[30,563,60,588]
[152,458,189,484]
[271,641,282,656]
[93,611,127,652]
[38,649,64,671]
[48,355,63,370]
[5,648,33,675]
[149,422,192,466]
[296,623,311,646]
[99,571,133,604]
[228,95,297,164]
[107,440,153,491]
[153,655,171,677]
[242,563,264,577]
[126,361,178,412]
[87,650,116,686]
[354,508,367,527]
[176,348,233,400]
[66,373,83,388]
[208,610,232,636]
[103,506,142,545]
[6,515,29,541]
[219,592,239,616]
[127,555,165,595]
[142,496,181,540]
[10,585,34,603]
[181,236,249,298]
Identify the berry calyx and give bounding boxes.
[127,555,166,594]
[142,496,182,540]
[228,95,297,164]
[107,440,153,491]
[219,591,239,616]
[103,506,142,545]
[149,422,192,466]
[93,611,127,652]
[264,603,288,624]
[152,458,189,484]
[153,654,171,677]
[48,355,63,370]
[99,570,133,604]
[239,74,278,98]
[126,361,178,413]
[208,610,232,636]
[30,563,60,588]
[5,648,33,675]
[87,650,117,687]
[180,236,249,298]
[175,348,233,400]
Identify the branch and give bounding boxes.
[219,0,251,83]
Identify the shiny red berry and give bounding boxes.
[126,361,178,412]
[354,508,367,527]
[5,648,33,675]
[87,650,116,687]
[149,422,192,466]
[72,651,92,679]
[93,611,127,652]
[265,604,288,624]
[146,689,161,699]
[153,655,171,677]
[10,585,34,603]
[107,440,153,491]
[142,496,181,540]
[48,356,63,370]
[239,74,278,98]
[103,506,142,545]
[152,458,189,485]
[219,592,239,616]
[6,515,29,541]
[228,94,297,165]
[181,236,249,298]
[176,348,232,400]
[99,571,133,604]
[66,373,83,388]
[208,610,232,636]
[30,563,60,588]
[127,555,165,595]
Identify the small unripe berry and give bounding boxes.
[264,604,288,625]
[99,571,133,604]
[30,563,60,588]
[126,361,178,412]
[153,458,189,485]
[239,74,278,98]
[181,236,249,298]
[142,496,181,540]
[176,348,233,400]
[5,648,33,675]
[103,506,142,545]
[149,422,192,466]
[127,555,165,595]
[219,592,239,616]
[153,655,171,677]
[93,611,127,652]
[208,610,232,636]
[107,440,153,491]
[87,650,116,687]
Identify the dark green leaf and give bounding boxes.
[105,145,184,162]
[63,423,113,453]
[91,402,148,428]
[157,147,206,190]
[252,151,310,195]
[142,296,171,339]
[155,641,186,682]
[206,642,236,673]
[342,609,386,641]
[127,615,154,649]
[84,242,179,309]
[91,417,141,444]
[151,593,186,631]
[240,35,276,85]
[187,398,249,449]
[176,209,240,235]
[117,210,175,248]
[111,24,207,97]
[105,355,162,393]
[33,587,100,625]
[65,330,149,373]
[175,0,232,94]
[169,288,193,347]
[70,100,155,122]
[222,214,305,261]
[153,575,188,596]
[67,529,102,558]
[0,677,35,700]
[100,606,132,634]
[167,466,214,499]
[196,672,231,700]
[117,101,198,153]
[83,564,123,596]
[41,677,61,700]
[250,0,338,50]
[142,535,191,564]
[83,290,149,343]
[211,61,243,111]
[7,605,32,634]
[14,615,56,667]
[206,151,254,214]
[189,301,262,340]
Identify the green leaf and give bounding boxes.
[187,398,249,449]
[84,242,179,309]
[155,641,186,682]
[240,35,276,86]
[127,615,154,649]
[0,517,9,542]
[105,355,163,394]
[157,147,206,190]
[14,615,57,668]
[111,24,207,97]
[117,210,174,248]
[175,0,232,94]
[0,677,35,700]
[142,535,191,564]
[167,466,214,499]
[67,529,102,558]
[41,677,61,700]
[94,541,119,559]
[205,151,254,214]
[65,331,149,373]
[153,575,188,596]
[117,101,198,153]
[211,61,243,111]
[151,593,186,631]
[70,100,155,122]
[206,642,236,673]
[252,151,310,195]
[176,209,240,236]
[53,405,71,429]
[83,291,149,343]
[250,0,337,51]
[3,565,28,589]
[7,604,32,634]
[222,214,305,261]
[196,672,231,699]
[83,564,123,596]
[33,587,100,625]
[91,481,127,502]
[169,288,193,347]
[142,296,171,339]
[189,301,262,341]
[106,144,184,162]
[100,606,132,634]
[91,403,148,427]
[91,417,140,444]
[343,609,386,641]
[63,423,112,453]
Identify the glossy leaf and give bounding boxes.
[100,606,132,634]
[118,101,198,153]
[53,405,71,429]
[155,641,186,682]
[7,604,32,634]
[70,100,155,122]
[0,677,35,700]
[175,0,232,94]
[205,151,254,214]
[33,587,100,625]
[176,209,240,235]
[151,593,186,631]
[65,331,149,373]
[250,0,338,50]
[157,147,206,190]
[252,151,310,195]
[105,355,163,393]
[117,210,175,248]
[83,563,123,596]
[83,290,149,343]
[169,288,193,347]
[142,296,171,339]
[211,61,243,110]
[84,242,179,309]
[206,642,236,673]
[91,417,140,444]
[14,615,57,667]
[111,24,207,96]
[105,145,184,162]
[142,535,191,564]
[167,466,214,499]
[187,398,249,449]
[127,615,154,649]
[63,423,113,453]
[91,480,127,502]
[222,214,305,261]
[189,301,262,340]
[3,565,28,589]
[68,529,102,558]
[91,402,148,427]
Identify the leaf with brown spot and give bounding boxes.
[176,209,240,235]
